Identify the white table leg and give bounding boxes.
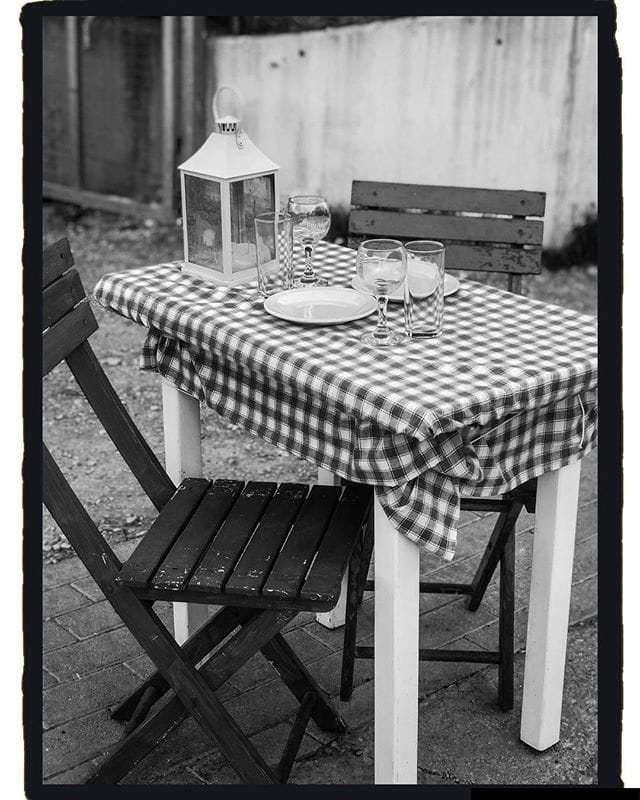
[161,378,209,645]
[315,467,348,629]
[521,459,582,750]
[374,493,420,784]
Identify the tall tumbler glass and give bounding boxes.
[254,211,294,296]
[403,240,445,337]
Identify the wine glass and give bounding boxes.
[287,195,331,286]
[356,239,407,347]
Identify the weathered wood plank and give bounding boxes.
[349,209,544,245]
[261,485,342,601]
[43,237,74,288]
[42,300,98,375]
[42,268,85,330]
[152,480,244,591]
[43,182,171,222]
[188,482,277,595]
[351,181,546,217]
[117,478,211,589]
[300,484,372,606]
[347,237,542,274]
[225,483,310,597]
[65,342,176,509]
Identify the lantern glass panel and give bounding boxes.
[184,174,223,272]
[229,175,275,273]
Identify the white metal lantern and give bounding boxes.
[179,86,279,285]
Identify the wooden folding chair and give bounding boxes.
[340,181,544,708]
[42,238,373,784]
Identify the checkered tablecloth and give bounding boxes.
[93,241,597,560]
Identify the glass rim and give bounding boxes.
[287,194,328,205]
[359,238,404,251]
[254,211,292,223]
[403,239,445,253]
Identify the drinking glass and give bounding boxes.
[403,240,445,337]
[356,239,407,347]
[287,195,331,286]
[254,211,294,296]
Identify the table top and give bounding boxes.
[93,241,597,559]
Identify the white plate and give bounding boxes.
[263,287,377,325]
[351,272,460,302]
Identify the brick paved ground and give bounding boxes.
[41,449,597,785]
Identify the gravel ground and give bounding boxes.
[42,203,597,562]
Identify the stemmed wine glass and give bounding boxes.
[287,195,331,286]
[356,239,407,347]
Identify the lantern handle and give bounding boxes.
[212,85,244,126]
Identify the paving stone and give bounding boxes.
[43,619,77,653]
[43,663,141,729]
[414,620,598,784]
[568,575,598,625]
[418,596,498,648]
[148,767,206,784]
[288,747,375,784]
[43,669,58,689]
[55,600,122,639]
[42,710,120,777]
[43,556,89,591]
[44,759,100,784]
[44,626,144,682]
[306,648,374,700]
[122,718,217,783]
[189,722,321,784]
[229,628,331,693]
[71,575,105,602]
[43,583,92,619]
[225,678,300,738]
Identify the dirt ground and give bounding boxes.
[42,203,597,562]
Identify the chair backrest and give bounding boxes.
[43,237,175,512]
[347,181,546,293]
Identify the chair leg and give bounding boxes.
[498,528,516,711]
[111,605,247,722]
[340,532,364,702]
[275,691,317,782]
[89,607,295,784]
[467,501,523,611]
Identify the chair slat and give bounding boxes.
[65,341,176,510]
[261,485,342,601]
[347,238,542,275]
[117,478,211,589]
[152,480,244,591]
[42,300,98,376]
[188,482,277,595]
[349,209,544,246]
[300,485,373,606]
[43,268,86,330]
[351,181,546,217]
[224,484,310,597]
[43,237,74,288]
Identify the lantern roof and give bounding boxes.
[178,129,278,180]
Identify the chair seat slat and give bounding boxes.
[351,181,546,217]
[118,478,211,589]
[300,485,373,605]
[261,485,342,601]
[224,483,310,597]
[152,480,244,591]
[188,482,277,595]
[42,268,86,330]
[43,300,98,376]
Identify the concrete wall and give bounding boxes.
[207,16,597,247]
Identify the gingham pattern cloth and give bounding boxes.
[93,241,598,560]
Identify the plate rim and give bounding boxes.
[263,286,378,325]
[350,273,460,299]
